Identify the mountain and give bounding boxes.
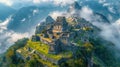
[0,4,16,22]
[6,1,110,33]
[80,0,119,22]
[0,1,120,67]
[7,6,65,33]
[0,15,118,67]
[68,2,110,23]
[68,1,81,12]
[7,6,46,33]
[46,16,55,23]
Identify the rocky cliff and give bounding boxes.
[0,15,118,67]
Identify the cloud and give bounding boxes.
[98,0,106,4]
[0,17,31,54]
[0,30,30,54]
[32,0,77,6]
[98,0,117,14]
[49,11,66,20]
[1,0,77,7]
[0,16,11,33]
[108,6,116,14]
[79,6,93,21]
[53,0,77,6]
[103,3,110,7]
[100,19,120,48]
[33,9,39,15]
[79,6,120,50]
[0,0,13,6]
[33,0,40,4]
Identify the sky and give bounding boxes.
[0,0,77,8]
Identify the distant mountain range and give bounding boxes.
[0,4,16,22]
[7,1,110,33]
[7,6,66,33]
[79,0,120,22]
[68,2,110,23]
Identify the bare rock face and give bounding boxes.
[46,16,54,23]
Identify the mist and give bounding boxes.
[79,6,120,50]
[0,17,32,54]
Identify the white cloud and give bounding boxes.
[53,0,77,6]
[108,14,113,21]
[103,3,110,7]
[0,0,13,6]
[100,19,120,48]
[0,30,30,54]
[108,6,116,14]
[32,0,77,6]
[0,0,77,7]
[0,17,11,33]
[7,31,29,43]
[98,0,106,4]
[33,0,40,4]
[21,18,26,22]
[79,6,120,50]
[33,9,39,15]
[0,17,31,54]
[49,11,66,20]
[79,6,93,21]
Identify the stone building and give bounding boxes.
[52,16,68,33]
[40,16,70,54]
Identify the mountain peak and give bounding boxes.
[71,1,81,10]
[68,1,81,12]
[46,16,54,23]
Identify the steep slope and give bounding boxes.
[0,16,118,67]
[79,0,119,22]
[7,6,46,33]
[7,6,65,33]
[68,2,110,23]
[0,1,119,67]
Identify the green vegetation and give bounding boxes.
[27,40,49,54]
[0,38,28,67]
[93,56,105,66]
[84,42,94,52]
[1,15,120,67]
[82,27,92,31]
[60,58,87,67]
[27,40,72,60]
[76,40,84,47]
[89,38,118,66]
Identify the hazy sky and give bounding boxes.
[0,0,77,8]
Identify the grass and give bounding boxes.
[27,40,49,54]
[16,39,73,67]
[82,27,92,31]
[93,56,105,66]
[76,40,84,47]
[27,40,73,60]
[17,49,59,67]
[16,47,30,58]
[27,40,62,60]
